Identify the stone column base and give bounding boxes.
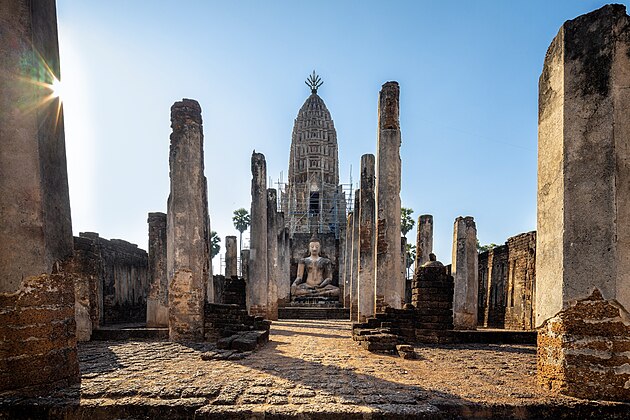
[537,289,630,402]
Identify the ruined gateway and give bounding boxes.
[1,1,630,418]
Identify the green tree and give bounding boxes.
[405,244,416,270]
[210,231,221,259]
[476,239,498,253]
[232,208,251,253]
[401,207,415,237]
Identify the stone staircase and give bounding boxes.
[278,307,350,320]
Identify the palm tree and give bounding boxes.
[210,231,221,259]
[232,208,251,274]
[401,207,415,238]
[401,207,415,279]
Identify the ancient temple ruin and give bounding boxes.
[4,2,630,416]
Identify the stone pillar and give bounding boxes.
[241,249,250,282]
[147,212,168,327]
[225,236,237,278]
[266,188,279,320]
[248,152,268,317]
[0,0,79,392]
[277,213,291,307]
[416,215,433,266]
[350,190,360,320]
[451,216,478,330]
[166,99,208,341]
[343,212,353,308]
[358,155,376,322]
[374,81,403,312]
[536,5,630,401]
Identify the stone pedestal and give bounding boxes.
[451,216,478,330]
[536,4,630,401]
[0,0,79,392]
[225,236,237,278]
[375,82,403,312]
[167,99,209,341]
[417,215,433,266]
[412,265,454,344]
[248,152,268,317]
[147,212,168,327]
[266,188,279,320]
[358,155,376,322]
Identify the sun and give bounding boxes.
[51,77,64,99]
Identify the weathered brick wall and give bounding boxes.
[477,245,508,328]
[0,273,79,392]
[477,231,536,330]
[213,275,246,306]
[71,232,149,326]
[505,232,536,330]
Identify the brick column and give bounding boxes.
[147,212,168,327]
[375,82,403,312]
[0,0,78,392]
[358,155,376,322]
[248,152,268,317]
[451,216,478,330]
[166,99,209,341]
[225,236,238,278]
[536,4,630,401]
[266,188,279,320]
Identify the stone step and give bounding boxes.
[278,307,350,320]
[91,327,169,341]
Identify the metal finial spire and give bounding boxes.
[305,70,323,94]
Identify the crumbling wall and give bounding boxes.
[538,290,630,401]
[71,232,149,326]
[477,231,536,330]
[0,273,79,391]
[505,232,536,330]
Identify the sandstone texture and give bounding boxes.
[375,81,403,312]
[451,216,478,330]
[358,155,376,322]
[536,4,630,326]
[167,99,209,341]
[147,212,168,327]
[248,152,268,317]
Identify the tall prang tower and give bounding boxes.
[280,72,348,303]
[283,72,346,238]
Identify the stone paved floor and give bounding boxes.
[3,320,629,418]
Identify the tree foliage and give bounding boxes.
[476,239,498,253]
[405,243,416,269]
[210,231,221,259]
[401,207,415,237]
[232,208,251,234]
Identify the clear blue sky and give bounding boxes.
[55,0,628,270]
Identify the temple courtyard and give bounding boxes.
[1,320,628,419]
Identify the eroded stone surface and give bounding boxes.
[375,81,403,312]
[538,290,630,401]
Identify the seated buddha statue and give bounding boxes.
[291,236,340,298]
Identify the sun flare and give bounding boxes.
[51,77,63,99]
